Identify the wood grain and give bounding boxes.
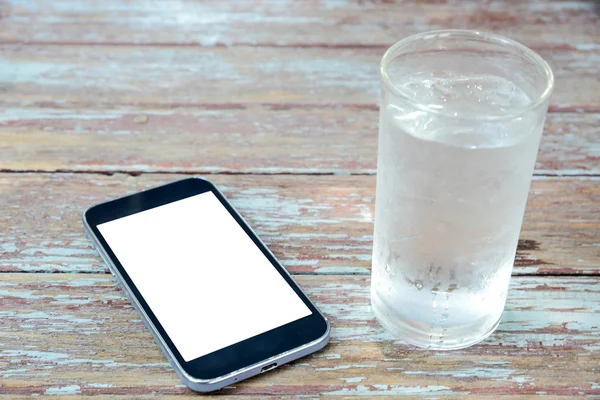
[1,0,598,50]
[1,0,597,397]
[0,273,598,397]
[0,173,598,275]
[1,109,598,175]
[0,45,597,112]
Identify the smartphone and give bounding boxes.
[83,177,330,392]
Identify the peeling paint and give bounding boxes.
[323,384,460,396]
[314,266,370,275]
[87,383,114,388]
[0,349,169,369]
[339,376,367,383]
[44,385,81,395]
[403,367,517,380]
[316,364,377,371]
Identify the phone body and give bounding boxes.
[83,177,330,392]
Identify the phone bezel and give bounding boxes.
[84,177,329,383]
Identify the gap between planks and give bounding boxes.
[0,270,598,277]
[1,101,595,114]
[0,169,598,178]
[2,40,393,49]
[2,39,593,51]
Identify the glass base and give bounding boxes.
[372,294,502,350]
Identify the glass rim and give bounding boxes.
[380,29,555,121]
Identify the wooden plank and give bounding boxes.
[0,45,597,112]
[1,109,598,175]
[1,0,598,50]
[0,173,598,275]
[0,273,598,397]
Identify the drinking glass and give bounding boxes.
[371,30,554,349]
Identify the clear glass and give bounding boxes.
[371,30,554,350]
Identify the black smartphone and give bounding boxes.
[83,177,330,392]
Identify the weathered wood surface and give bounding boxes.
[1,110,598,175]
[1,273,598,397]
[1,0,598,397]
[1,45,598,112]
[1,173,598,276]
[1,0,598,50]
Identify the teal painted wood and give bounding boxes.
[0,45,597,112]
[1,109,598,174]
[1,174,598,275]
[0,0,598,397]
[0,274,598,397]
[1,0,598,50]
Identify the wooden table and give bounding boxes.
[1,1,599,398]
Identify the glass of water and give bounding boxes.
[371,30,554,349]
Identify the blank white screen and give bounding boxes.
[97,192,312,362]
